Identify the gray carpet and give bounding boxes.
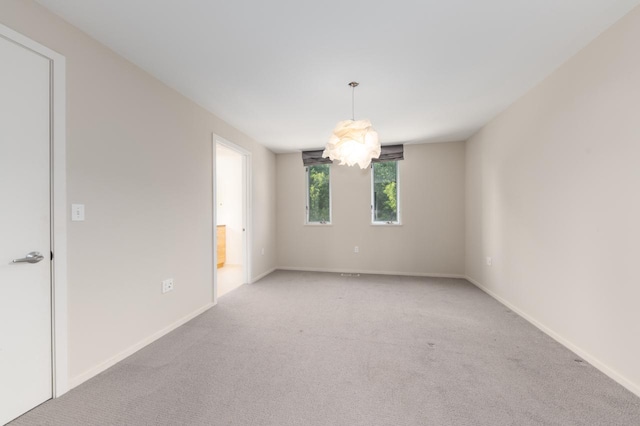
[11,271,640,425]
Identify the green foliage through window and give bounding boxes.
[307,164,331,223]
[372,161,398,222]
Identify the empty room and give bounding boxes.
[1,0,640,425]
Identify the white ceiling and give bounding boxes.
[37,0,640,153]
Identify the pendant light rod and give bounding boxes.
[349,81,359,121]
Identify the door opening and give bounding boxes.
[213,135,251,301]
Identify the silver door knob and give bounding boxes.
[12,251,44,264]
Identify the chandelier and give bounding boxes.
[322,82,381,169]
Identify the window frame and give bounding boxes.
[305,164,332,225]
[371,160,401,225]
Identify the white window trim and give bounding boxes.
[371,161,401,225]
[305,164,332,225]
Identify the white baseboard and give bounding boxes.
[250,267,276,283]
[278,266,465,279]
[68,302,215,390]
[465,275,640,398]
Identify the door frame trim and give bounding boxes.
[212,134,252,302]
[0,24,69,397]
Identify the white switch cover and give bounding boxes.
[71,204,85,221]
[486,257,492,266]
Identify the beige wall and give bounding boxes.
[0,0,276,386]
[277,142,466,276]
[465,5,640,395]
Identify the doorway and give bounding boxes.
[213,135,250,300]
[0,24,68,424]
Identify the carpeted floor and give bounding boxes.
[11,270,640,425]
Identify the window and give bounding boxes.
[306,164,331,224]
[372,161,399,224]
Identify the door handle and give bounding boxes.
[12,251,44,264]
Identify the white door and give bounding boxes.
[0,35,53,424]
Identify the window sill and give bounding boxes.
[371,222,402,226]
[304,223,333,226]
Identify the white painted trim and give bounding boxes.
[251,267,276,284]
[278,266,465,279]
[243,151,252,285]
[0,24,69,398]
[211,138,217,305]
[465,275,640,399]
[69,302,214,389]
[51,35,68,400]
[212,134,253,303]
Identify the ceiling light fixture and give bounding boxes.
[323,82,380,169]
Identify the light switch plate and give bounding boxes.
[71,204,85,221]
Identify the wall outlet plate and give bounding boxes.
[486,257,492,266]
[162,278,174,293]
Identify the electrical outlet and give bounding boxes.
[486,257,492,266]
[354,246,359,254]
[162,278,174,293]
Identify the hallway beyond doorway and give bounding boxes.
[217,264,243,297]
[214,135,251,301]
